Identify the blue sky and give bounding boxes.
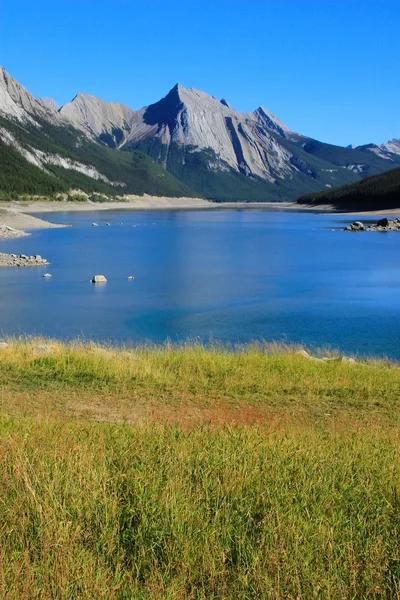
[0,0,398,147]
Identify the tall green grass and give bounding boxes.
[0,420,399,598]
[0,341,399,598]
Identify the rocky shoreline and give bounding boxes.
[345,217,400,232]
[0,207,62,267]
[0,207,64,238]
[0,253,50,268]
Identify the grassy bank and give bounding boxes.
[0,341,399,598]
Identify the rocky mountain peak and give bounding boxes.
[252,106,291,138]
[0,66,63,125]
[59,92,144,147]
[380,138,400,156]
[38,97,60,111]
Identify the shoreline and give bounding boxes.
[2,198,400,217]
[0,206,65,238]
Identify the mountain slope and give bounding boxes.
[297,166,400,211]
[1,66,399,203]
[0,67,198,199]
[61,83,399,202]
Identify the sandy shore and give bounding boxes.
[291,203,400,216]
[3,196,213,214]
[0,206,65,238]
[2,198,400,219]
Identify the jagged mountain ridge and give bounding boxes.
[60,84,303,181]
[59,82,400,201]
[0,67,198,198]
[0,66,399,202]
[380,138,400,156]
[39,97,60,111]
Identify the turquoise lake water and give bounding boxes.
[0,208,399,359]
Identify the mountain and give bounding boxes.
[39,97,60,111]
[0,66,399,202]
[0,67,198,199]
[60,83,400,202]
[379,138,400,156]
[297,166,400,211]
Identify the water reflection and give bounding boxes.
[0,209,399,358]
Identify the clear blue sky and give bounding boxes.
[0,0,399,147]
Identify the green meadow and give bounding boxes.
[0,340,399,599]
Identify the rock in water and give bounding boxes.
[91,275,107,283]
[377,218,389,228]
[349,221,364,231]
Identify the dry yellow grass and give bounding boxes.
[0,340,399,598]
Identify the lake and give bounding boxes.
[1,208,399,359]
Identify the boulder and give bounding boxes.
[350,221,364,231]
[91,275,107,283]
[377,218,389,228]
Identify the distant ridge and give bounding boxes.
[297,166,400,211]
[0,66,399,202]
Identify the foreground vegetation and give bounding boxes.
[0,340,399,598]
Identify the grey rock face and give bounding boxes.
[59,93,143,148]
[38,97,60,111]
[59,83,296,182]
[379,138,400,156]
[0,66,65,126]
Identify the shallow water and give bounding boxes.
[0,209,399,359]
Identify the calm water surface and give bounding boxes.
[0,209,399,359]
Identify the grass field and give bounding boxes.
[0,340,399,598]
